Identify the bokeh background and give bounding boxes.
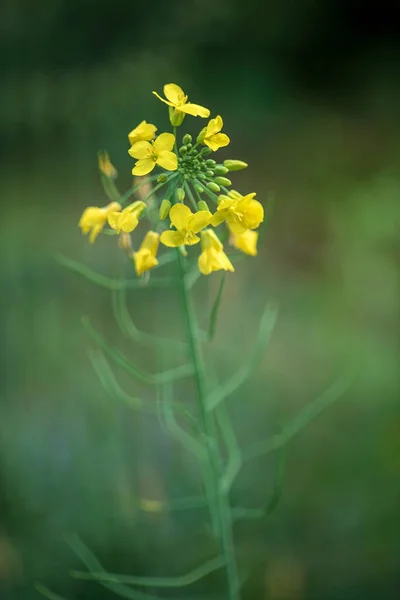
[1,1,399,598]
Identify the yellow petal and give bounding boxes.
[210,211,227,227]
[132,159,156,176]
[128,141,153,159]
[163,83,186,105]
[140,231,160,254]
[205,116,222,137]
[201,228,223,251]
[231,229,258,256]
[107,211,122,231]
[152,91,174,107]
[198,251,212,275]
[178,103,210,118]
[210,133,230,150]
[226,216,247,234]
[119,212,139,233]
[241,199,264,229]
[160,230,186,247]
[153,132,175,153]
[89,223,104,244]
[128,121,157,145]
[189,210,212,234]
[169,203,192,231]
[156,150,178,171]
[133,249,158,276]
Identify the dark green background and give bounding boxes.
[1,1,399,598]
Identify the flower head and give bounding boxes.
[98,150,117,178]
[128,133,177,176]
[133,231,160,276]
[107,201,146,234]
[128,121,157,146]
[211,192,264,234]
[153,84,210,123]
[199,116,230,151]
[230,228,259,256]
[198,229,234,275]
[78,201,121,243]
[160,204,212,248]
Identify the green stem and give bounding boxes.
[177,251,241,600]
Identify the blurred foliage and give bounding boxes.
[1,0,399,599]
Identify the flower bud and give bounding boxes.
[206,159,216,167]
[159,199,171,220]
[179,145,188,156]
[214,176,232,186]
[214,165,229,176]
[157,173,168,183]
[169,106,185,127]
[228,190,242,200]
[197,127,207,144]
[194,184,204,194]
[201,147,212,156]
[176,187,186,202]
[205,169,214,177]
[223,159,248,171]
[182,134,192,145]
[197,200,210,211]
[207,182,221,193]
[197,173,206,180]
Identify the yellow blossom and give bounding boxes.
[153,83,210,118]
[108,201,146,234]
[133,231,160,276]
[200,115,230,151]
[128,120,157,145]
[198,229,234,276]
[160,204,212,248]
[98,150,117,178]
[211,192,264,234]
[128,133,177,176]
[230,228,259,256]
[78,201,121,243]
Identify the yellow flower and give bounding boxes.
[230,228,259,256]
[128,133,177,176]
[133,231,160,276]
[160,204,212,248]
[108,201,146,234]
[98,150,117,178]
[78,201,121,243]
[201,115,230,151]
[128,120,157,145]
[198,229,234,276]
[153,84,210,118]
[211,192,264,234]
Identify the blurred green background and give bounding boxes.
[1,1,399,598]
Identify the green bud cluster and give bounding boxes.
[176,138,234,192]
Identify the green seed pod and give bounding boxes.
[214,165,229,176]
[182,133,192,145]
[214,176,232,186]
[176,187,186,202]
[179,145,188,155]
[159,199,171,220]
[223,159,248,171]
[206,159,216,167]
[197,200,210,211]
[157,173,168,183]
[207,181,221,193]
[205,169,214,177]
[194,184,204,194]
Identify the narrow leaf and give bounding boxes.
[208,273,226,341]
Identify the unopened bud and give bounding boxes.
[197,200,210,211]
[179,145,188,156]
[201,147,212,156]
[214,176,232,186]
[228,190,242,200]
[157,173,168,183]
[207,182,221,193]
[206,159,216,167]
[214,165,229,176]
[205,169,214,177]
[197,173,206,180]
[194,184,204,194]
[223,159,248,171]
[182,134,192,145]
[159,199,171,220]
[176,187,186,202]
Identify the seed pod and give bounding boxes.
[223,159,248,171]
[214,165,229,176]
[214,176,232,186]
[159,199,171,220]
[176,187,186,202]
[157,173,168,183]
[207,182,221,193]
[197,200,210,211]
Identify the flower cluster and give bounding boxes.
[78,83,264,276]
